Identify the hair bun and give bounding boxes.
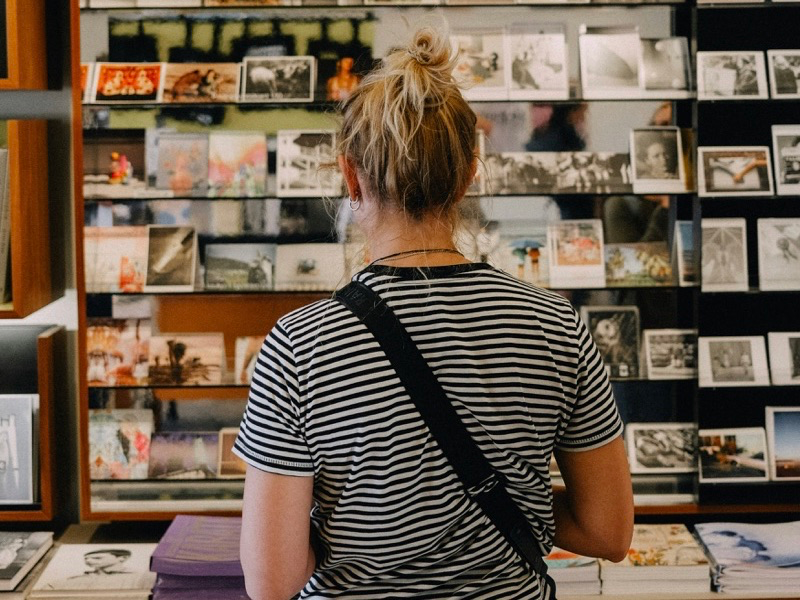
[406,27,452,73]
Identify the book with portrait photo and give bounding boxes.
[148,333,225,386]
[0,395,34,505]
[698,146,773,197]
[147,431,219,479]
[766,50,800,99]
[504,26,569,101]
[276,130,340,198]
[765,406,800,482]
[579,305,640,379]
[86,318,150,387]
[273,243,346,291]
[144,225,197,293]
[771,124,800,195]
[643,328,697,380]
[0,531,53,592]
[698,335,770,388]
[154,133,209,197]
[451,30,507,100]
[701,218,749,292]
[698,427,769,483]
[757,218,800,291]
[204,243,276,291]
[630,127,687,193]
[696,51,768,100]
[625,423,697,474]
[88,408,154,480]
[604,242,673,287]
[547,219,605,289]
[217,428,247,479]
[767,332,800,386]
[578,25,644,99]
[91,62,165,104]
[207,131,268,198]
[640,37,692,99]
[241,56,315,103]
[84,226,148,294]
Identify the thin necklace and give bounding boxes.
[368,248,463,267]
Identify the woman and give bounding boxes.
[234,27,633,600]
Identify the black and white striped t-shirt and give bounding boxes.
[233,263,623,599]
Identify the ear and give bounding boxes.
[337,155,360,199]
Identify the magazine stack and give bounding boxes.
[599,524,710,594]
[544,548,599,595]
[695,521,800,594]
[150,515,247,600]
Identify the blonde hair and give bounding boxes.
[337,26,477,221]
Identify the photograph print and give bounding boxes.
[154,132,209,197]
[578,26,644,99]
[91,62,165,103]
[276,130,341,197]
[273,243,347,291]
[162,62,240,103]
[698,146,773,197]
[241,56,315,102]
[207,131,268,198]
[625,423,697,474]
[86,318,150,387]
[147,431,219,479]
[701,218,748,292]
[218,427,247,478]
[766,50,800,98]
[640,37,692,98]
[767,332,800,386]
[696,51,768,100]
[604,242,673,287]
[144,225,197,292]
[630,127,686,193]
[148,333,224,386]
[579,305,640,379]
[88,408,153,480]
[771,124,800,195]
[547,219,606,288]
[698,335,770,387]
[451,30,507,100]
[505,27,569,100]
[204,243,276,291]
[757,218,800,291]
[698,427,769,483]
[0,396,34,504]
[643,328,697,380]
[766,406,800,481]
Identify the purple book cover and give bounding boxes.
[153,587,250,600]
[150,515,243,576]
[156,573,245,589]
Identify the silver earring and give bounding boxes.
[349,196,361,211]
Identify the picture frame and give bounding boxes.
[697,146,773,197]
[547,219,605,289]
[639,37,692,99]
[86,318,151,387]
[771,124,800,195]
[143,225,197,293]
[697,335,770,388]
[605,242,673,288]
[767,331,800,386]
[154,132,209,197]
[450,30,508,101]
[625,422,697,474]
[90,62,166,104]
[700,217,749,292]
[765,406,800,481]
[240,56,315,103]
[757,218,800,291]
[504,25,569,101]
[698,427,769,483]
[643,328,697,380]
[766,50,800,99]
[696,51,768,100]
[630,127,686,194]
[234,336,263,385]
[578,25,644,100]
[579,305,640,379]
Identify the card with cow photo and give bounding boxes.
[698,335,770,388]
[578,25,644,99]
[757,218,800,291]
[451,30,507,100]
[630,127,686,194]
[579,305,640,379]
[701,218,748,292]
[91,62,165,103]
[241,56,315,102]
[625,423,697,474]
[547,219,605,289]
[698,427,769,483]
[640,37,692,99]
[204,242,276,291]
[771,124,800,195]
[162,62,240,103]
[696,51,768,100]
[643,328,697,380]
[144,225,197,293]
[766,406,800,481]
[276,130,341,197]
[505,25,569,101]
[698,146,773,197]
[766,50,800,99]
[767,332,800,386]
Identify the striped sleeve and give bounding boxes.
[232,323,315,476]
[556,309,624,452]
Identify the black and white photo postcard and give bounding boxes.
[696,51,768,100]
[630,127,686,193]
[767,332,800,386]
[766,50,800,98]
[0,395,34,504]
[547,219,605,289]
[701,218,748,292]
[241,56,315,102]
[579,305,640,379]
[276,130,340,198]
[757,218,800,291]
[505,26,569,101]
[698,335,770,387]
[162,62,239,103]
[625,423,697,474]
[640,37,692,98]
[766,406,800,481]
[144,225,197,293]
[771,124,800,195]
[698,146,773,197]
[154,132,209,197]
[698,427,769,483]
[643,328,697,380]
[204,242,276,291]
[578,26,644,99]
[274,243,346,291]
[451,31,507,100]
[0,531,53,591]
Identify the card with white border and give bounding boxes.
[505,25,569,101]
[697,51,768,100]
[276,130,340,198]
[643,328,697,380]
[241,56,315,103]
[701,217,748,292]
[451,30,508,101]
[144,225,197,293]
[547,219,605,289]
[579,25,644,100]
[625,422,697,474]
[579,305,640,379]
[698,427,769,483]
[766,50,800,99]
[765,406,800,481]
[771,124,800,195]
[757,218,800,291]
[698,335,770,388]
[767,332,800,386]
[640,37,692,99]
[698,146,773,197]
[630,127,687,194]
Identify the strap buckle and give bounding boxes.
[466,473,499,498]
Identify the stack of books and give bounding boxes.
[544,547,599,595]
[0,532,53,599]
[599,524,710,594]
[150,515,247,600]
[695,520,800,594]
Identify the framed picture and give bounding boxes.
[234,336,263,385]
[696,51,768,100]
[241,56,315,103]
[450,30,508,100]
[505,26,569,101]
[276,130,340,198]
[625,423,697,474]
[579,305,640,379]
[144,225,197,293]
[578,26,644,99]
[630,127,686,193]
[766,50,800,99]
[162,62,240,104]
[697,335,770,387]
[765,407,800,481]
[643,328,697,380]
[771,124,800,195]
[697,146,773,197]
[547,219,605,289]
[90,62,165,104]
[700,218,748,292]
[757,218,800,291]
[698,427,769,483]
[767,332,800,386]
[640,37,692,99]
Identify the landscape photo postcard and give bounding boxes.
[276,130,341,198]
[700,218,749,292]
[91,62,165,103]
[241,56,315,102]
[218,427,247,478]
[643,328,697,380]
[547,219,605,289]
[505,27,569,100]
[84,226,148,293]
[698,335,770,388]
[766,50,800,99]
[148,333,225,386]
[698,427,769,483]
[640,37,692,98]
[88,408,154,480]
[144,225,197,293]
[696,51,769,100]
[767,331,800,386]
[766,406,800,481]
[148,431,219,479]
[162,63,240,104]
[234,336,263,385]
[273,243,347,291]
[698,147,773,197]
[625,422,697,473]
[578,26,644,99]
[207,131,268,198]
[86,318,151,387]
[771,124,800,195]
[0,395,34,504]
[604,242,673,287]
[451,31,508,100]
[204,243,276,291]
[757,218,800,291]
[580,305,640,379]
[154,132,209,197]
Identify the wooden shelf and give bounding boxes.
[0,0,47,90]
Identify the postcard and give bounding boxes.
[505,26,569,101]
[148,333,225,386]
[86,318,151,387]
[0,395,34,504]
[218,427,247,478]
[698,335,770,387]
[630,127,687,194]
[771,124,800,195]
[88,408,153,480]
[80,63,94,103]
[674,220,698,287]
[207,131,268,198]
[640,37,692,98]
[625,423,697,474]
[154,132,209,197]
[766,50,800,99]
[276,130,341,198]
[698,427,769,483]
[700,218,748,292]
[580,305,640,379]
[757,218,800,291]
[148,431,219,479]
[643,328,697,380]
[205,243,276,291]
[162,62,240,103]
[605,242,673,287]
[765,406,800,481]
[241,56,315,102]
[144,225,197,293]
[234,336,263,385]
[547,219,605,289]
[696,51,768,100]
[451,30,508,100]
[273,243,346,291]
[698,146,773,197]
[91,62,165,104]
[767,332,800,386]
[490,236,547,287]
[84,226,148,294]
[578,26,644,99]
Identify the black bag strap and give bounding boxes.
[334,280,549,579]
